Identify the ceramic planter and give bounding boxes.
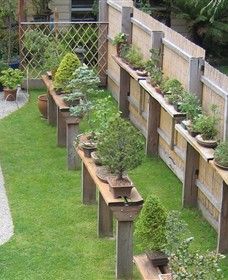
[37,94,48,119]
[195,134,217,148]
[3,88,17,101]
[107,176,133,198]
[146,251,169,267]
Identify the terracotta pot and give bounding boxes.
[4,88,17,101]
[38,94,48,119]
[195,134,217,148]
[107,176,133,198]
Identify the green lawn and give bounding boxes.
[0,90,227,279]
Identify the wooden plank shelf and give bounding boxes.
[42,75,69,112]
[139,80,186,119]
[77,148,144,207]
[112,55,147,81]
[175,124,214,162]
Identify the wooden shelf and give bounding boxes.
[139,80,186,119]
[42,75,69,112]
[77,149,144,207]
[175,124,214,162]
[112,55,147,81]
[210,160,228,185]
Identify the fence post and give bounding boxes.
[118,6,133,117]
[98,0,108,86]
[188,57,204,100]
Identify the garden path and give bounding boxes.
[0,89,28,244]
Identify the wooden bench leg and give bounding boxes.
[66,121,80,170]
[98,192,113,237]
[57,109,66,147]
[182,142,199,207]
[116,221,133,279]
[217,182,228,253]
[82,163,96,205]
[146,96,160,156]
[47,94,57,126]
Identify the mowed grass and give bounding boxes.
[0,89,227,279]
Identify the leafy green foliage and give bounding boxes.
[135,195,167,252]
[54,52,81,91]
[31,0,52,16]
[145,49,163,86]
[112,32,128,46]
[161,78,183,95]
[170,237,224,280]
[69,99,93,118]
[97,116,144,179]
[214,141,228,167]
[0,68,23,89]
[193,105,220,140]
[179,91,202,121]
[121,45,146,69]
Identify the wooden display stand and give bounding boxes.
[42,75,80,170]
[77,148,144,279]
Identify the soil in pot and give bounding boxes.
[4,88,17,101]
[195,134,217,148]
[107,176,133,198]
[146,251,169,267]
[38,94,48,119]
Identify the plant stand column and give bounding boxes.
[66,118,80,170]
[82,163,96,205]
[98,192,113,237]
[116,221,133,279]
[47,93,57,126]
[217,182,228,253]
[119,69,130,118]
[182,142,199,207]
[57,109,67,147]
[146,96,160,156]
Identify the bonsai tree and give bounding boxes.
[121,45,146,70]
[145,49,163,86]
[193,105,220,140]
[54,52,81,92]
[97,116,144,180]
[112,32,128,56]
[180,91,202,122]
[214,141,228,168]
[135,195,167,253]
[161,78,183,96]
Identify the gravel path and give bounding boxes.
[0,89,29,245]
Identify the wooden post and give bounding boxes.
[98,192,113,238]
[121,7,133,44]
[82,163,96,205]
[188,58,204,101]
[119,69,130,118]
[182,143,199,207]
[146,96,160,156]
[57,110,67,147]
[98,0,108,86]
[116,221,133,279]
[217,182,228,253]
[151,31,164,68]
[47,94,57,126]
[66,118,80,170]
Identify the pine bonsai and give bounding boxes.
[97,116,144,180]
[54,52,81,91]
[135,194,167,252]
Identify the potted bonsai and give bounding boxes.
[0,68,23,101]
[53,52,81,94]
[112,32,128,56]
[97,116,144,198]
[135,194,168,266]
[179,91,202,136]
[214,141,228,170]
[62,91,84,107]
[193,105,220,148]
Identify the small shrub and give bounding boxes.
[112,32,127,46]
[54,52,81,91]
[193,105,220,140]
[161,78,183,95]
[214,141,228,167]
[97,116,144,179]
[121,45,145,69]
[179,91,202,121]
[135,195,167,252]
[0,68,23,89]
